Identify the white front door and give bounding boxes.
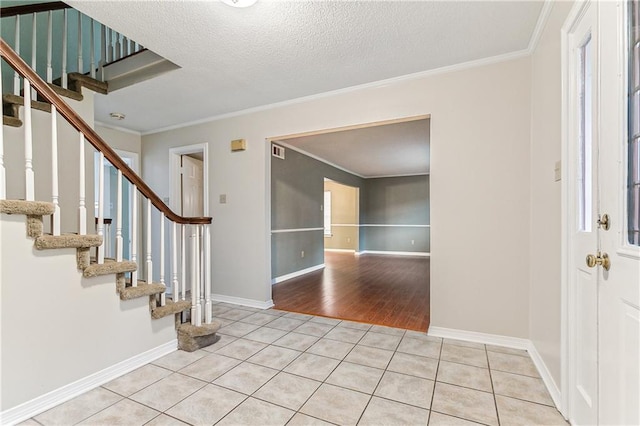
[597,2,640,424]
[566,4,599,423]
[565,2,640,425]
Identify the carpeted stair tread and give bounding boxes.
[3,93,51,113]
[68,73,108,95]
[35,234,103,249]
[3,115,22,127]
[119,281,165,300]
[177,320,222,352]
[0,200,54,216]
[151,299,191,319]
[83,259,137,277]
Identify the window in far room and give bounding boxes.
[324,190,332,236]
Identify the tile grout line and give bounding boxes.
[426,335,445,425]
[353,328,408,425]
[486,343,501,426]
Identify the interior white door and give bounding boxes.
[597,2,640,424]
[181,155,204,217]
[567,3,599,424]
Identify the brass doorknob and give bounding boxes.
[586,252,611,271]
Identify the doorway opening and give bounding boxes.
[323,178,359,253]
[269,116,431,331]
[169,144,208,217]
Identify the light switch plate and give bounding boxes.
[554,161,561,182]
[219,194,227,204]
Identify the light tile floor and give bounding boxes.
[25,303,568,426]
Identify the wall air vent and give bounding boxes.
[272,144,285,159]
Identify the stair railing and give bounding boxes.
[1,1,144,91]
[1,39,213,326]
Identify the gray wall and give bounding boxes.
[361,175,430,252]
[271,145,430,279]
[271,146,364,278]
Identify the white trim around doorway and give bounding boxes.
[169,143,209,216]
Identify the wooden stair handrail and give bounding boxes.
[0,2,70,18]
[1,38,212,225]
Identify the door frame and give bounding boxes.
[169,143,209,216]
[560,0,594,420]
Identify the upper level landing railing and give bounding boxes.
[1,1,144,93]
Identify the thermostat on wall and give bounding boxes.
[231,139,246,151]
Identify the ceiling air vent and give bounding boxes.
[272,144,285,159]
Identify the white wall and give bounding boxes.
[0,212,176,412]
[95,124,142,154]
[142,56,532,337]
[529,1,574,389]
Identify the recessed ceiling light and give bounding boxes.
[221,0,257,8]
[110,112,126,120]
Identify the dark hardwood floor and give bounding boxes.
[272,251,430,331]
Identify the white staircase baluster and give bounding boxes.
[130,40,136,55]
[116,170,123,262]
[23,80,34,201]
[31,13,36,100]
[181,224,186,301]
[46,11,53,83]
[77,11,83,74]
[190,226,199,325]
[14,16,21,95]
[159,213,166,306]
[0,62,5,200]
[131,185,138,287]
[199,226,204,321]
[107,28,113,63]
[104,220,111,258]
[62,9,68,89]
[96,153,104,261]
[78,133,86,234]
[89,18,96,79]
[51,105,60,235]
[99,24,106,80]
[115,32,121,61]
[146,199,152,284]
[123,36,129,57]
[204,225,212,323]
[171,222,178,303]
[195,225,202,326]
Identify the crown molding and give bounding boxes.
[142,48,531,136]
[95,121,142,136]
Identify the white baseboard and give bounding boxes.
[324,249,356,253]
[0,340,177,426]
[428,326,562,411]
[271,263,325,284]
[527,342,562,410]
[427,326,530,349]
[212,294,275,310]
[356,250,430,257]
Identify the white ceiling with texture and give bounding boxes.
[277,119,430,178]
[68,0,544,134]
